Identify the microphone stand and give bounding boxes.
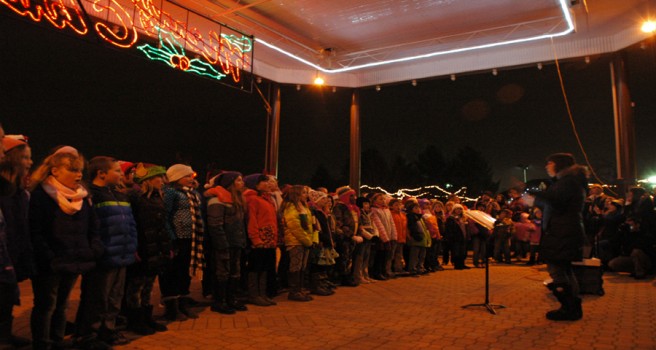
[462,257,506,315]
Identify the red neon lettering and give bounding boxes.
[91,0,138,48]
[0,0,88,35]
[1,0,251,82]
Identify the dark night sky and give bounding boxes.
[2,15,656,190]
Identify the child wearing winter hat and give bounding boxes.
[305,189,336,296]
[513,212,534,261]
[124,163,170,334]
[332,186,359,287]
[369,193,397,280]
[117,161,140,194]
[445,204,469,270]
[0,134,33,348]
[389,198,408,274]
[352,196,376,284]
[160,164,204,321]
[205,171,249,314]
[243,173,279,306]
[492,209,515,264]
[309,189,339,294]
[405,201,431,275]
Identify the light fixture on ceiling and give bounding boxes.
[314,76,325,85]
[537,62,543,70]
[296,84,301,91]
[450,74,456,81]
[332,86,337,93]
[492,68,498,76]
[375,85,381,92]
[256,76,262,84]
[641,20,656,33]
[585,56,590,64]
[411,80,417,86]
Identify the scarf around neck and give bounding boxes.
[42,176,88,215]
[183,186,205,279]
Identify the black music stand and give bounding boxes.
[461,257,506,315]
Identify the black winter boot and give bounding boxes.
[309,273,334,296]
[210,281,236,315]
[227,279,248,311]
[546,284,582,321]
[164,299,187,322]
[126,307,155,335]
[298,271,313,300]
[178,297,199,319]
[143,305,167,332]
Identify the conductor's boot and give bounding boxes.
[546,283,582,321]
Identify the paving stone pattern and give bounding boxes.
[11,264,656,349]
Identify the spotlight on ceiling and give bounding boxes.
[375,85,381,92]
[450,74,456,81]
[537,62,543,70]
[642,20,656,33]
[585,56,590,64]
[411,80,417,86]
[492,68,498,76]
[296,84,301,91]
[314,76,325,85]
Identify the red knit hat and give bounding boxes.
[119,161,136,176]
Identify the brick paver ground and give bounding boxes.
[11,262,656,349]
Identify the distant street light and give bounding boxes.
[517,164,529,183]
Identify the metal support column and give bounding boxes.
[265,84,281,178]
[349,90,361,195]
[610,53,636,192]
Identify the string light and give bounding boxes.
[360,184,478,202]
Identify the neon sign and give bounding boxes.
[1,0,253,87]
[138,28,226,80]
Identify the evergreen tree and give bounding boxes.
[446,146,498,196]
[416,144,447,185]
[310,164,338,190]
